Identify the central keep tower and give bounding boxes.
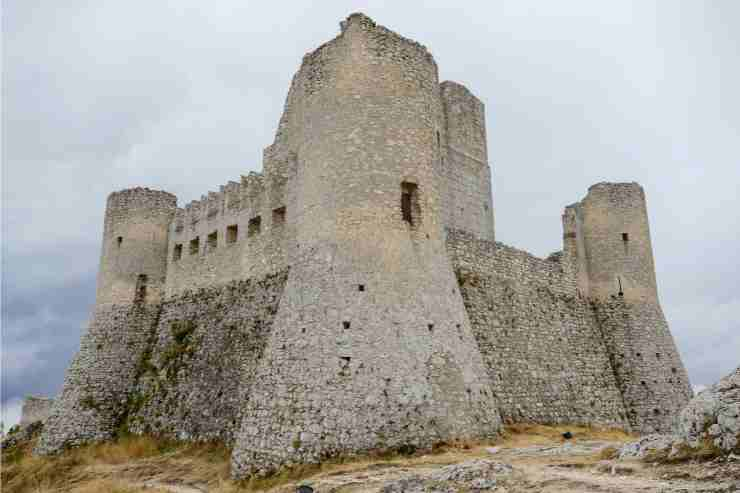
[232,14,500,476]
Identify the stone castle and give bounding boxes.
[37,14,692,478]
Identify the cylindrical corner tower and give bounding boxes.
[578,183,692,433]
[232,13,500,478]
[580,182,657,303]
[97,188,178,305]
[36,188,177,455]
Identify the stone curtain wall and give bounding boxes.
[20,396,54,426]
[128,271,288,444]
[446,229,630,429]
[36,304,162,454]
[593,299,693,433]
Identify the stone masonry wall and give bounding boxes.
[592,299,693,433]
[36,303,161,454]
[127,271,288,444]
[446,229,630,428]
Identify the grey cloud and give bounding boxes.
[3,0,738,420]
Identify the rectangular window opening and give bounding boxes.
[226,224,238,244]
[189,237,200,256]
[272,206,286,228]
[207,231,218,252]
[248,216,262,237]
[401,181,418,226]
[173,244,183,261]
[135,274,148,302]
[117,236,123,247]
[622,233,629,242]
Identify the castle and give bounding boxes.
[36,14,692,478]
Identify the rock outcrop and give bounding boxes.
[678,366,740,453]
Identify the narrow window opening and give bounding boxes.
[622,233,629,242]
[173,244,183,261]
[342,321,350,330]
[248,216,262,237]
[207,231,218,252]
[436,130,440,146]
[189,237,200,256]
[272,206,286,228]
[117,236,123,248]
[135,274,148,302]
[617,276,624,296]
[226,224,238,244]
[358,284,365,292]
[427,323,434,332]
[401,181,419,226]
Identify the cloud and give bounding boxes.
[2,0,739,410]
[1,398,24,433]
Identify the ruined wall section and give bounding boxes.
[439,81,494,241]
[20,396,55,426]
[127,271,288,444]
[232,14,501,478]
[37,189,177,454]
[446,229,629,429]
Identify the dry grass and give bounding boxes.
[1,434,230,493]
[499,423,635,448]
[1,424,638,492]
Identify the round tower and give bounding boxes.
[36,187,177,455]
[579,182,692,433]
[232,13,501,477]
[579,182,657,303]
[96,188,177,306]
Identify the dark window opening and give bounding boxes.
[641,381,646,386]
[358,284,365,292]
[622,233,629,242]
[342,321,350,330]
[653,409,660,415]
[135,274,148,302]
[226,224,238,244]
[671,367,677,374]
[173,244,183,261]
[117,236,123,247]
[656,353,661,359]
[617,276,624,296]
[636,352,642,358]
[340,356,351,364]
[436,130,440,146]
[207,231,218,252]
[272,206,286,228]
[189,237,200,256]
[427,323,434,332]
[401,181,419,226]
[248,216,261,237]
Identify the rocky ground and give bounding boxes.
[3,424,738,492]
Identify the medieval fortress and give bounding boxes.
[36,14,692,478]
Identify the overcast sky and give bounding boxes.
[2,1,738,430]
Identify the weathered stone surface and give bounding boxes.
[678,366,740,452]
[37,11,692,480]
